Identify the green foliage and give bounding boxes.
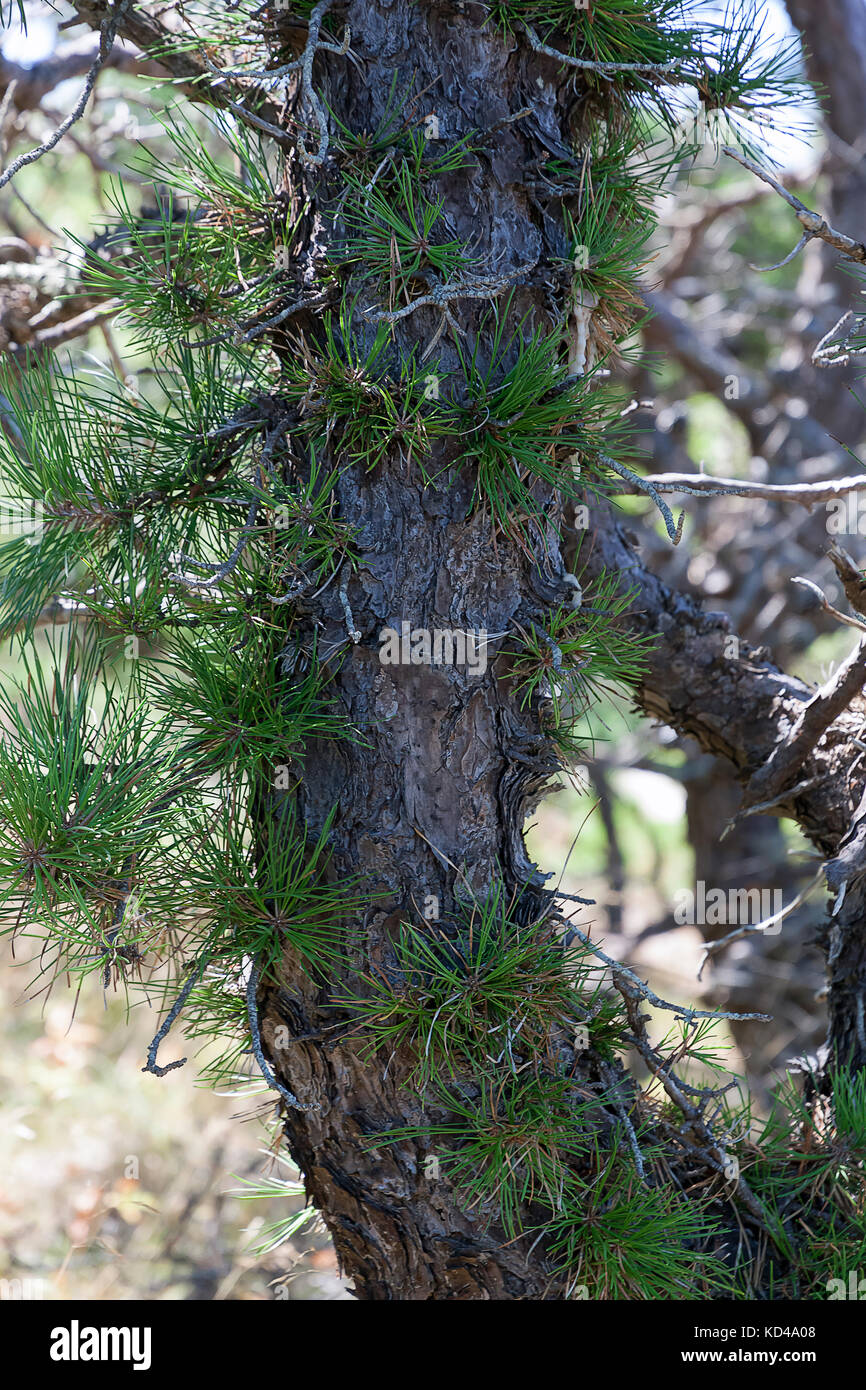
[267,448,355,587]
[337,161,470,292]
[282,305,449,471]
[327,74,416,179]
[507,570,655,741]
[724,1070,866,1298]
[0,0,835,1301]
[331,93,479,196]
[184,798,357,976]
[0,348,268,637]
[0,636,182,982]
[0,0,24,29]
[684,2,809,159]
[149,621,345,779]
[566,181,653,344]
[229,1151,318,1257]
[547,1143,729,1299]
[489,0,808,157]
[487,0,694,65]
[379,1071,603,1239]
[342,884,622,1087]
[449,317,622,537]
[77,111,303,351]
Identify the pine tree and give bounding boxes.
[3,0,866,1300]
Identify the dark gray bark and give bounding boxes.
[257,0,586,1299]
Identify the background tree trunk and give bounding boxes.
[785,0,866,446]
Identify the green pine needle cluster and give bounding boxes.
[341,884,622,1088]
[507,569,655,748]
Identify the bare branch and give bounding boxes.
[597,452,686,545]
[14,300,121,357]
[829,543,866,618]
[0,33,160,112]
[562,919,771,1024]
[791,575,866,634]
[627,470,866,509]
[142,965,200,1078]
[741,638,866,814]
[722,144,866,266]
[698,869,825,978]
[522,22,680,77]
[0,0,131,194]
[365,263,537,324]
[813,311,866,368]
[297,0,335,166]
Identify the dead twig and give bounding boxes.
[142,964,201,1078]
[0,0,131,193]
[246,956,319,1112]
[722,145,866,268]
[631,471,866,510]
[523,22,680,78]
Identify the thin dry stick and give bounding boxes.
[627,472,866,509]
[791,576,866,636]
[523,22,680,77]
[812,311,866,368]
[698,868,825,979]
[599,1060,646,1182]
[564,920,771,1024]
[828,543,866,618]
[599,452,686,545]
[21,301,121,354]
[365,263,538,324]
[722,144,866,267]
[616,982,773,1232]
[0,0,130,193]
[298,0,334,166]
[142,965,200,1077]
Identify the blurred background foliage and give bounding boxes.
[1,0,865,1297]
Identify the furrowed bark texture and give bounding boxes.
[248,3,866,1296]
[257,1,591,1300]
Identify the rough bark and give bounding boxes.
[256,0,591,1300]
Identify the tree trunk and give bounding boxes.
[257,0,596,1300]
[785,0,866,446]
